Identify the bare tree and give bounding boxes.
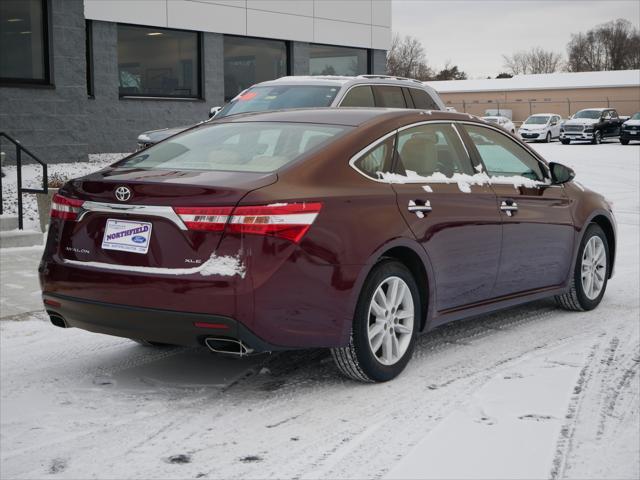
[567,19,640,71]
[386,34,434,80]
[503,47,563,75]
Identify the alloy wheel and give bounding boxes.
[367,276,415,366]
[581,236,607,300]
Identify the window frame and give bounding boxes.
[117,23,204,100]
[458,122,551,182]
[0,0,53,87]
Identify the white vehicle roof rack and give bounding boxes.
[356,75,424,84]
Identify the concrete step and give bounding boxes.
[0,229,44,248]
[0,215,19,232]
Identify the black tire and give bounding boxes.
[545,132,551,143]
[620,139,629,145]
[556,224,610,312]
[592,130,602,144]
[331,260,419,382]
[561,139,571,145]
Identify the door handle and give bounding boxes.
[408,200,432,218]
[500,200,518,217]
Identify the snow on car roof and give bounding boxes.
[425,69,640,93]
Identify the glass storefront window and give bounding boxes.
[0,0,48,83]
[223,36,288,101]
[309,44,368,76]
[117,25,200,98]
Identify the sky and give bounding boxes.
[392,0,640,78]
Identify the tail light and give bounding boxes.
[174,206,233,231]
[174,202,322,243]
[228,202,322,243]
[51,194,84,221]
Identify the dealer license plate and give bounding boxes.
[102,219,152,254]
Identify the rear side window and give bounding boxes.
[118,122,350,173]
[463,124,544,181]
[408,89,439,110]
[374,86,407,108]
[396,123,474,178]
[352,136,395,179]
[340,86,375,107]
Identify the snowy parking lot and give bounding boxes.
[1,141,639,479]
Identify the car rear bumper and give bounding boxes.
[42,292,284,352]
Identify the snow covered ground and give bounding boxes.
[1,142,638,479]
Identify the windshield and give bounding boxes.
[524,116,550,125]
[574,110,602,119]
[117,122,350,173]
[217,85,341,117]
[631,112,640,120]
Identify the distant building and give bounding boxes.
[426,70,640,122]
[0,0,391,163]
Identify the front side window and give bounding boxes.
[0,0,48,83]
[224,36,287,101]
[352,137,395,179]
[396,123,473,178]
[340,86,375,107]
[218,85,339,117]
[374,86,406,108]
[117,122,350,173]
[463,124,544,181]
[309,44,368,76]
[117,25,200,98]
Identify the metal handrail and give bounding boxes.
[0,132,48,230]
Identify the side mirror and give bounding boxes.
[549,162,575,185]
[209,106,222,119]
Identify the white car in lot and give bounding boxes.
[518,113,562,142]
[482,115,516,134]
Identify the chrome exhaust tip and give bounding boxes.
[205,337,253,357]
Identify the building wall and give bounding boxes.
[439,86,640,122]
[1,0,390,164]
[84,0,392,50]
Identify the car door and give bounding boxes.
[388,122,502,313]
[461,123,575,297]
[608,110,621,136]
[551,115,561,138]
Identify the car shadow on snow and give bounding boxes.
[96,298,559,394]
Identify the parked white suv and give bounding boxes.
[137,75,446,148]
[481,115,516,135]
[518,113,562,142]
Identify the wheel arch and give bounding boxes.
[590,214,616,278]
[342,238,435,343]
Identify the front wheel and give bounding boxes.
[620,139,629,145]
[561,139,571,145]
[332,260,419,382]
[592,130,602,144]
[545,132,551,143]
[556,224,609,311]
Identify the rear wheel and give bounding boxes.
[620,139,629,145]
[332,260,419,382]
[561,139,571,145]
[556,224,609,311]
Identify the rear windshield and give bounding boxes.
[218,85,340,117]
[117,122,350,173]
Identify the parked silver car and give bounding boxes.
[136,75,446,149]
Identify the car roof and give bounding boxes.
[529,113,556,116]
[218,107,476,127]
[578,108,609,111]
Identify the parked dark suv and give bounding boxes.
[41,108,616,382]
[136,75,446,149]
[560,108,624,144]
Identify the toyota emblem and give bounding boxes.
[114,186,132,202]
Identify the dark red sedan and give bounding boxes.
[40,108,616,382]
